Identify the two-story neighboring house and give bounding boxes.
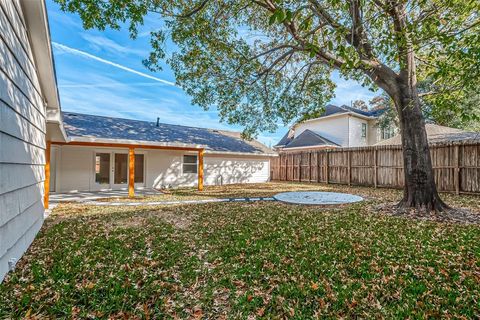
[274,105,394,151]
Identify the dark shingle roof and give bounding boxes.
[274,128,295,147]
[282,130,339,149]
[341,105,387,117]
[62,112,273,154]
[303,104,387,120]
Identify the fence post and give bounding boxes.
[296,153,300,181]
[325,150,329,184]
[317,151,321,183]
[310,152,313,182]
[347,150,351,186]
[455,145,460,195]
[374,147,377,188]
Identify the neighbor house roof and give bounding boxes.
[315,104,387,119]
[62,112,275,155]
[375,124,480,146]
[275,128,295,148]
[278,129,339,150]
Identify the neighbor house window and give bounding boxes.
[183,155,198,174]
[361,123,367,138]
[381,127,395,140]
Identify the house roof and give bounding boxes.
[275,128,295,148]
[62,112,275,155]
[313,104,387,119]
[281,129,339,150]
[375,124,480,146]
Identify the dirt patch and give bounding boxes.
[375,203,480,224]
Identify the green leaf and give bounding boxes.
[268,14,277,26]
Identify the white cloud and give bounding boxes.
[52,42,176,86]
[81,34,146,57]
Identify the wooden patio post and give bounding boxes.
[198,149,204,191]
[128,147,135,197]
[44,141,51,209]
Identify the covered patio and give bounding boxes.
[49,188,163,203]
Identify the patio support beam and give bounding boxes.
[198,149,204,191]
[44,141,51,209]
[129,147,135,197]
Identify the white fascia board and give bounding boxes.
[21,0,61,111]
[46,108,67,141]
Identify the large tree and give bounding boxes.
[55,0,479,211]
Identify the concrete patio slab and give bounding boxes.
[273,191,363,205]
[50,189,162,203]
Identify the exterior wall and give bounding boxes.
[348,116,369,147]
[55,145,93,192]
[52,146,271,192]
[146,149,197,188]
[294,115,350,147]
[204,154,270,186]
[367,119,381,145]
[295,114,384,148]
[0,0,46,281]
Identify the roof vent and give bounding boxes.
[156,117,160,127]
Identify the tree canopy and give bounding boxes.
[55,0,479,137]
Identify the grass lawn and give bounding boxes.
[1,183,479,318]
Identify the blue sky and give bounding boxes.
[46,0,378,147]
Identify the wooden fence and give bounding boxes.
[270,142,480,195]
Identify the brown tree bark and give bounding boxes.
[393,79,449,212]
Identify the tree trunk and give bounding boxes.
[394,85,449,212]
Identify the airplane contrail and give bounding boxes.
[52,42,176,86]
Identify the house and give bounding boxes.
[0,0,66,281]
[0,0,274,282]
[50,112,275,194]
[274,104,394,151]
[375,124,480,146]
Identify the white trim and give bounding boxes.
[296,111,376,128]
[182,154,198,175]
[21,0,60,110]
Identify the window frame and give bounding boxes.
[361,123,367,138]
[381,127,394,140]
[182,154,198,174]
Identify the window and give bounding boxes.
[381,127,395,140]
[361,123,367,138]
[183,155,198,174]
[95,153,110,184]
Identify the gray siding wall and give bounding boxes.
[0,0,46,282]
